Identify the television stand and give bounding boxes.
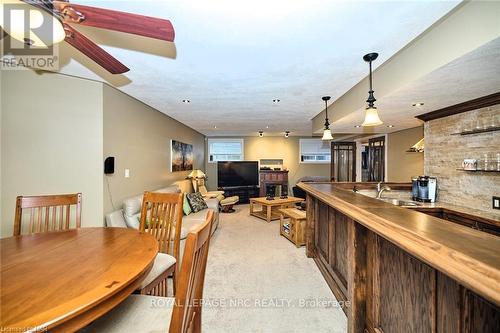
[218,186,259,204]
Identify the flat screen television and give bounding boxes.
[217,161,259,188]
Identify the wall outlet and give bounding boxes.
[493,196,500,210]
[124,169,130,178]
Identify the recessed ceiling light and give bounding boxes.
[266,125,269,129]
[354,125,361,128]
[412,102,424,107]
[214,125,217,129]
[387,125,394,128]
[272,99,280,103]
[182,99,190,103]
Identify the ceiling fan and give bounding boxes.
[0,0,175,74]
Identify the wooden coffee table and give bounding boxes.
[250,196,304,223]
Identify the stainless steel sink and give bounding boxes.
[379,198,421,206]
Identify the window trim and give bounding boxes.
[299,138,331,164]
[207,138,244,163]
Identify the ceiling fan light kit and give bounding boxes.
[0,1,65,47]
[362,52,383,127]
[1,0,176,74]
[321,96,333,141]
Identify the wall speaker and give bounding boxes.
[104,157,115,174]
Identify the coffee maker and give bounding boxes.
[412,176,437,202]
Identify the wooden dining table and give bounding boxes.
[0,227,158,332]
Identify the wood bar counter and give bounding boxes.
[298,182,500,333]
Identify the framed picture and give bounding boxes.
[171,140,194,172]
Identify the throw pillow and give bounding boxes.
[183,193,192,215]
[187,192,208,213]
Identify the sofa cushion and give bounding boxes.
[186,192,208,213]
[125,212,141,229]
[122,194,143,217]
[105,210,128,228]
[183,193,192,216]
[154,185,181,194]
[204,197,219,211]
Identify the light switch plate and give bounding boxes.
[124,169,130,178]
[493,196,500,210]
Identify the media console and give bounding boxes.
[218,186,259,204]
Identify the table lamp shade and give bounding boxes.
[188,170,206,179]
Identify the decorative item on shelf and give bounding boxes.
[321,96,333,141]
[407,138,424,153]
[462,159,477,171]
[362,52,383,126]
[187,169,206,192]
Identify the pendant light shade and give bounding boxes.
[322,128,333,141]
[321,96,333,141]
[362,106,383,126]
[362,53,383,127]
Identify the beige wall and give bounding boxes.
[103,85,205,214]
[425,106,500,214]
[204,136,330,192]
[1,70,104,237]
[386,126,424,182]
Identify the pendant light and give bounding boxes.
[362,53,383,126]
[321,96,333,140]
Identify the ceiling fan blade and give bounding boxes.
[63,24,129,74]
[53,1,175,42]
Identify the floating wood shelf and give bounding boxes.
[456,168,500,173]
[451,126,500,136]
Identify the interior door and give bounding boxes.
[330,142,356,182]
[368,136,385,182]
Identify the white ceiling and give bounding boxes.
[51,0,461,136]
[331,37,500,134]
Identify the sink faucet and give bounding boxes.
[376,182,391,199]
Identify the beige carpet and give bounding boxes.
[202,204,347,333]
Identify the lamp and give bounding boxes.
[0,1,66,47]
[362,53,383,127]
[321,96,333,141]
[187,169,206,192]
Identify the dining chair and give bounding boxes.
[13,193,82,236]
[137,191,184,297]
[80,210,214,333]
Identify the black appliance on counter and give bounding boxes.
[412,176,437,203]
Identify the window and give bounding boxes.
[208,139,244,162]
[299,138,331,163]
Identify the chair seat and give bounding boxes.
[79,295,173,333]
[221,196,239,205]
[139,253,176,289]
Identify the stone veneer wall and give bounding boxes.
[424,105,500,214]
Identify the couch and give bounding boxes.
[105,180,220,239]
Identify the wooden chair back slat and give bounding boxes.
[139,192,183,257]
[13,193,82,236]
[169,210,214,333]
